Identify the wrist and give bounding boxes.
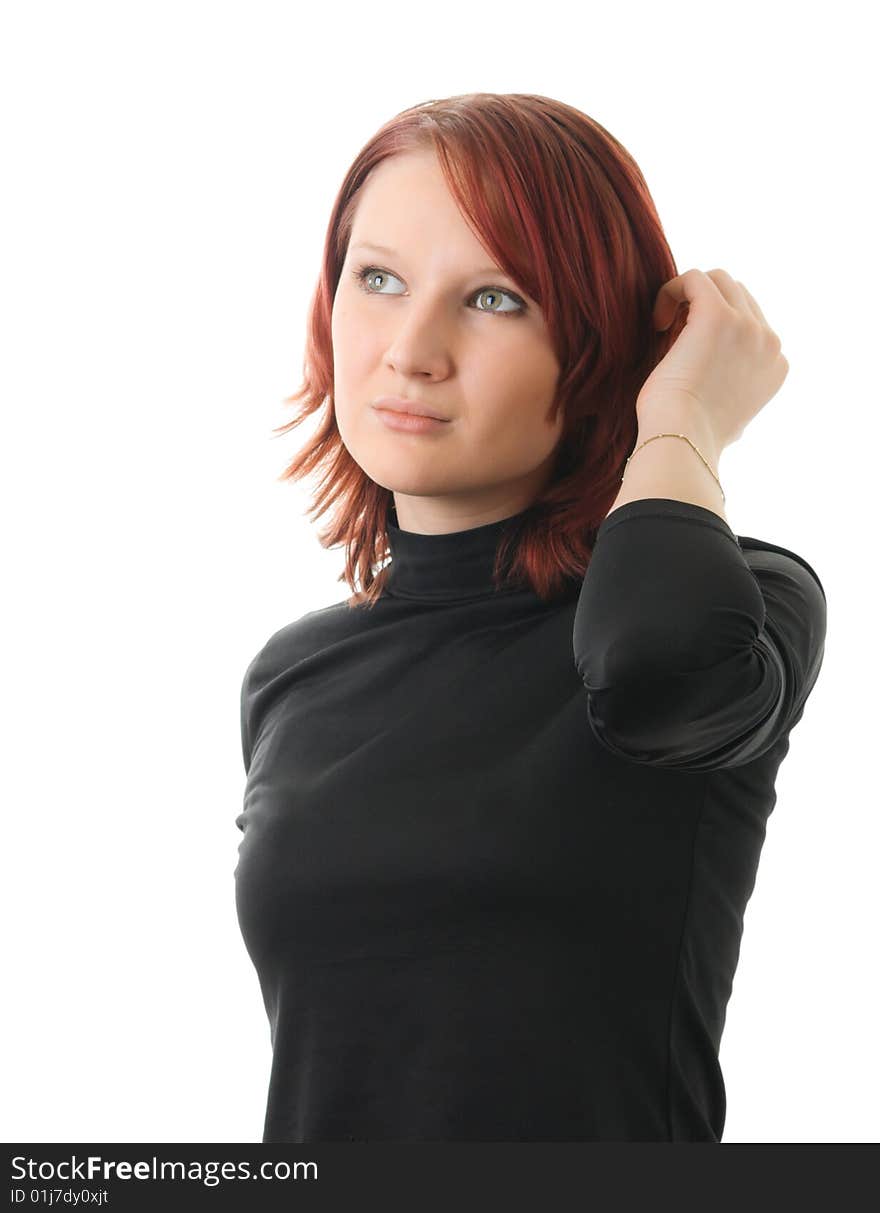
[635,394,722,468]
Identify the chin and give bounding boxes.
[354,449,460,496]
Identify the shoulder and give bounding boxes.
[737,533,826,602]
[736,533,827,650]
[242,598,357,688]
[734,533,827,732]
[239,599,360,772]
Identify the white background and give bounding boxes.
[2,0,876,1144]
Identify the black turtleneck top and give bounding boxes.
[235,497,826,1143]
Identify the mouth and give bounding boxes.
[373,408,451,434]
[372,398,450,422]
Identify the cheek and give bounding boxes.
[468,404,557,470]
[331,304,370,373]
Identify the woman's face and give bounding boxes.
[331,148,564,533]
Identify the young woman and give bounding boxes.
[234,93,827,1143]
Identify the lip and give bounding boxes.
[374,408,450,435]
[372,396,450,421]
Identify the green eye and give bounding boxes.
[351,265,527,318]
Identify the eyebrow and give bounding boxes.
[349,241,509,279]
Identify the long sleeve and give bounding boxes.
[240,656,255,778]
[573,497,827,772]
[239,640,270,782]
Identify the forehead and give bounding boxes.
[349,153,504,272]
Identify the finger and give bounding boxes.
[737,281,771,328]
[706,268,752,313]
[652,268,716,330]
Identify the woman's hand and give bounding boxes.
[636,268,789,452]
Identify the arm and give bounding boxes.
[572,268,827,770]
[572,499,826,771]
[604,398,728,524]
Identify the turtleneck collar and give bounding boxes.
[382,506,532,603]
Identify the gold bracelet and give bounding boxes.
[622,432,725,504]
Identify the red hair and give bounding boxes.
[270,92,687,608]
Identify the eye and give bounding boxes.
[350,264,527,318]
